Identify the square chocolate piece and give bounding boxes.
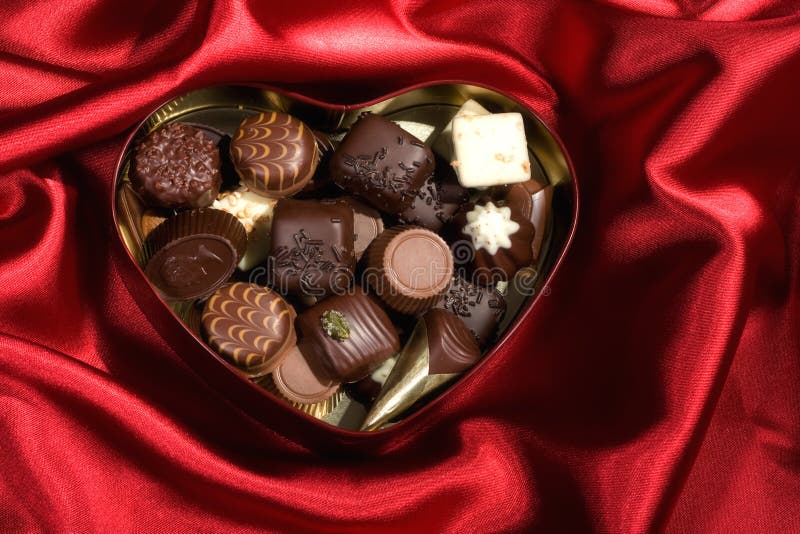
[329,113,435,214]
[268,199,355,297]
[296,289,400,383]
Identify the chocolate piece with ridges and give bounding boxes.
[367,226,454,315]
[330,113,434,214]
[424,308,482,375]
[398,162,469,232]
[132,122,222,209]
[434,276,505,347]
[143,208,247,301]
[268,199,355,297]
[296,289,400,383]
[230,112,319,198]
[453,201,535,284]
[202,282,297,378]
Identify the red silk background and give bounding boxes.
[1,1,799,532]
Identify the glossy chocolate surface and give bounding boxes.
[143,209,246,301]
[273,345,339,404]
[330,113,434,214]
[453,201,535,284]
[230,112,318,198]
[434,276,506,346]
[398,162,469,231]
[202,282,296,377]
[424,309,481,375]
[268,199,355,297]
[296,289,400,383]
[338,196,384,260]
[132,122,222,209]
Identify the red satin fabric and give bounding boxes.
[2,1,799,532]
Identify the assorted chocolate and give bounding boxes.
[126,97,552,430]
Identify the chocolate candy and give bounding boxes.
[295,289,400,383]
[344,356,396,407]
[143,208,247,301]
[398,163,469,232]
[202,282,297,378]
[230,112,319,198]
[212,186,277,271]
[425,308,482,374]
[432,99,490,160]
[330,113,434,214]
[338,196,384,260]
[451,112,531,188]
[453,201,535,284]
[296,130,338,197]
[435,276,506,346]
[132,122,222,209]
[268,199,355,297]
[361,308,481,431]
[272,345,340,405]
[367,226,454,315]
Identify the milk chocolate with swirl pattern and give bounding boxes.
[230,112,319,198]
[268,199,356,297]
[202,282,297,378]
[330,113,434,214]
[296,288,400,383]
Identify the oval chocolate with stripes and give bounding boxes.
[202,282,297,378]
[230,112,319,198]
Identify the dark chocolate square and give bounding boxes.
[329,113,435,214]
[268,199,355,297]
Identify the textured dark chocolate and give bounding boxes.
[424,309,481,375]
[434,276,506,346]
[452,201,535,284]
[398,162,469,231]
[143,209,247,301]
[132,122,222,209]
[296,289,400,383]
[230,112,318,198]
[330,113,434,214]
[202,282,297,378]
[268,199,355,297]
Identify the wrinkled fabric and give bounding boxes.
[1,1,799,532]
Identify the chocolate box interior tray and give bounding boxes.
[113,83,577,445]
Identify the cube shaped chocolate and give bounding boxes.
[268,199,355,297]
[296,289,400,383]
[329,113,434,214]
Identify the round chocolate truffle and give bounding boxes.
[273,345,340,405]
[202,282,297,378]
[367,226,454,315]
[229,112,319,198]
[132,122,222,209]
[143,208,247,301]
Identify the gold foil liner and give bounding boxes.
[258,376,345,420]
[361,319,459,431]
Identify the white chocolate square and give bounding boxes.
[451,112,531,188]
[432,99,490,160]
[393,120,436,143]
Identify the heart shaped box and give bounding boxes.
[112,83,579,454]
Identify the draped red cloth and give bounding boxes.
[2,1,799,532]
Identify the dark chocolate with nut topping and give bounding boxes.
[329,113,434,214]
[296,289,400,383]
[268,199,355,297]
